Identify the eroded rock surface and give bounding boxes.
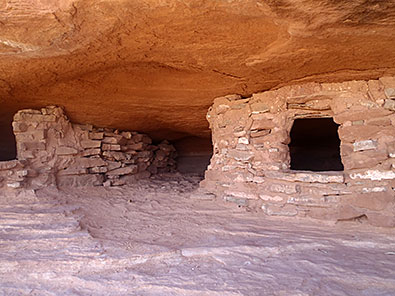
[1,181,395,295]
[1,0,395,148]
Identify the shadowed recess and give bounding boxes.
[289,118,343,171]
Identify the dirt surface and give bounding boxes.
[1,174,395,295]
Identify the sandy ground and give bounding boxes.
[1,173,395,295]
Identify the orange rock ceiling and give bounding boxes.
[1,0,395,142]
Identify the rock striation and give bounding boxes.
[1,0,395,146]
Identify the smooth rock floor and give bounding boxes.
[1,174,395,296]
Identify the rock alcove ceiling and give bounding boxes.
[1,0,395,159]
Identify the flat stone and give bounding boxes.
[57,174,104,187]
[0,160,19,170]
[102,144,121,151]
[383,99,395,111]
[102,136,121,144]
[265,171,344,183]
[251,118,275,131]
[343,149,388,170]
[89,132,104,140]
[90,166,108,173]
[265,183,300,194]
[334,109,393,124]
[227,150,253,162]
[259,194,283,202]
[56,146,78,155]
[353,140,378,152]
[350,170,395,181]
[127,143,145,151]
[72,157,107,169]
[250,129,270,138]
[107,161,122,171]
[7,182,22,188]
[57,167,88,176]
[361,187,387,193]
[12,122,28,132]
[106,165,138,176]
[238,137,249,145]
[102,151,128,161]
[384,88,395,99]
[81,140,101,149]
[262,204,298,217]
[338,125,383,142]
[82,148,101,157]
[349,192,393,211]
[224,195,248,206]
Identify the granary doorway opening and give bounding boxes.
[174,136,213,177]
[289,118,343,171]
[0,120,17,161]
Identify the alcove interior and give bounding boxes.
[289,118,343,172]
[0,120,17,161]
[173,136,213,176]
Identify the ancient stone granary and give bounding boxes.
[201,77,395,227]
[0,77,394,227]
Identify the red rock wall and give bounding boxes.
[7,106,176,189]
[201,77,395,227]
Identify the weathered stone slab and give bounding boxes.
[57,174,104,187]
[102,144,121,151]
[264,183,300,194]
[383,99,395,111]
[224,195,248,206]
[81,140,101,149]
[334,109,392,124]
[350,170,395,181]
[82,148,101,157]
[102,151,128,161]
[106,165,138,176]
[227,150,253,162]
[90,166,108,173]
[56,146,78,155]
[259,194,284,202]
[384,88,395,99]
[338,125,383,142]
[261,204,298,216]
[0,160,19,170]
[250,129,270,138]
[349,192,393,211]
[265,171,344,183]
[89,132,104,140]
[71,157,107,169]
[251,119,275,130]
[57,167,88,176]
[353,140,377,152]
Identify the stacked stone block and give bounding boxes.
[9,106,177,188]
[0,160,28,191]
[201,77,395,227]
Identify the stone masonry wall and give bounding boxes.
[0,160,28,191]
[201,77,395,227]
[3,106,176,190]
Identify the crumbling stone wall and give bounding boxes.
[6,106,176,189]
[0,160,28,191]
[201,77,395,227]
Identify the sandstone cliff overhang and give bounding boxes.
[1,0,395,153]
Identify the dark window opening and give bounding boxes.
[0,120,17,161]
[173,136,213,177]
[289,118,343,171]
